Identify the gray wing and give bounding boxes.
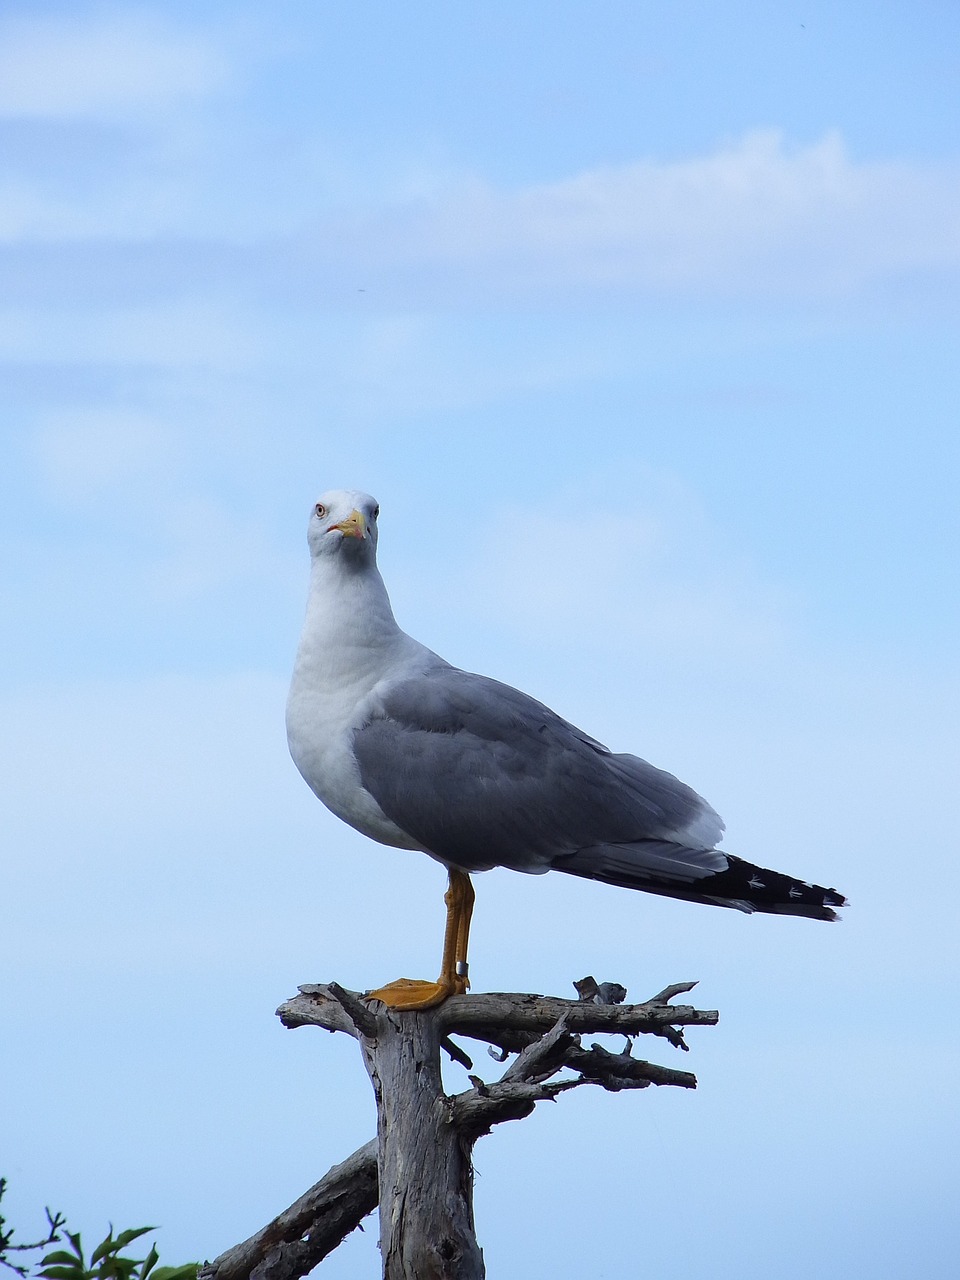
[353,667,726,880]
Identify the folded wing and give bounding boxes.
[353,666,727,881]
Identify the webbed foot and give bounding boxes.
[364,974,467,1009]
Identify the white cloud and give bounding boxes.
[0,300,266,367]
[2,125,959,303]
[35,408,176,500]
[149,496,291,602]
[384,129,960,298]
[456,470,798,665]
[0,10,230,118]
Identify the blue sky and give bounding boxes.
[2,4,959,1278]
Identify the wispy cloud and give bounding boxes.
[0,10,230,119]
[35,407,176,499]
[4,124,959,305]
[148,496,292,603]
[358,129,960,301]
[458,470,799,667]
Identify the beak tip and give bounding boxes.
[333,508,368,539]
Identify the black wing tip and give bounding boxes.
[825,886,848,912]
[550,843,848,921]
[698,856,848,920]
[813,886,848,921]
[767,898,845,922]
[763,882,848,920]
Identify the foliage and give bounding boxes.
[0,1181,196,1280]
[0,1180,65,1279]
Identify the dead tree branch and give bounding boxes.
[204,979,717,1280]
[200,1141,377,1280]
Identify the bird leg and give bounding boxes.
[365,869,475,1010]
[453,868,475,991]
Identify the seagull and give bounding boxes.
[286,489,846,1009]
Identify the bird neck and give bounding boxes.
[294,556,405,692]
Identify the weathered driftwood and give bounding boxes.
[199,1141,378,1280]
[200,980,717,1280]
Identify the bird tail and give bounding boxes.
[690,853,847,920]
[553,842,847,921]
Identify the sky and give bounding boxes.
[2,3,959,1277]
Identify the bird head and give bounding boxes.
[307,489,381,563]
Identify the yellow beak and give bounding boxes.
[332,508,367,539]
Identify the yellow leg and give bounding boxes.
[452,871,475,993]
[365,868,475,1010]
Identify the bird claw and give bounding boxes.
[364,977,461,1009]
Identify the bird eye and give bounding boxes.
[373,506,380,519]
[315,503,326,518]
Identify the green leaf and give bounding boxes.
[90,1232,115,1266]
[149,1265,199,1280]
[139,1243,160,1280]
[38,1266,84,1279]
[101,1262,134,1280]
[65,1232,85,1262]
[113,1229,155,1252]
[40,1253,83,1267]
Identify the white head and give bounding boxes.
[307,489,381,565]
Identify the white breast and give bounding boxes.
[286,668,423,851]
[286,547,431,853]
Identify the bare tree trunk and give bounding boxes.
[362,1009,484,1280]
